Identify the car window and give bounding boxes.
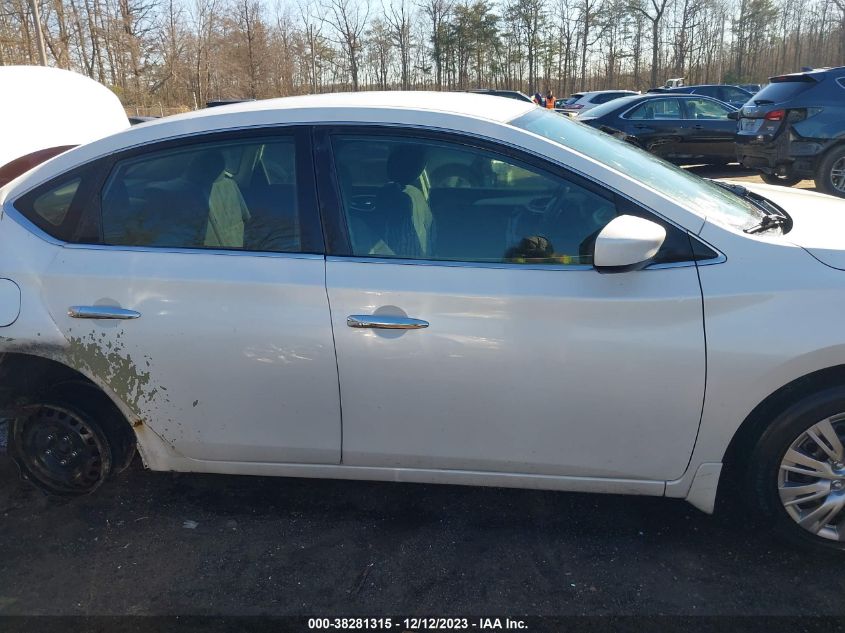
[684,98,731,120]
[99,137,304,252]
[627,98,681,120]
[31,177,81,226]
[562,94,583,105]
[331,134,620,266]
[721,87,750,103]
[512,108,766,230]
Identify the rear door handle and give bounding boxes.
[68,306,141,320]
[347,315,429,330]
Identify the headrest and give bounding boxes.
[185,150,225,184]
[386,144,427,186]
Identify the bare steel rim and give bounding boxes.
[15,404,108,493]
[778,415,845,541]
[830,156,845,193]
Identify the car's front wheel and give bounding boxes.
[814,146,845,198]
[747,387,845,551]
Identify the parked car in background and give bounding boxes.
[650,84,754,109]
[0,66,129,187]
[128,116,158,125]
[577,93,739,165]
[555,90,639,115]
[736,66,845,197]
[6,92,845,551]
[738,83,763,94]
[467,89,534,103]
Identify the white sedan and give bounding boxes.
[2,92,845,551]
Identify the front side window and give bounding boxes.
[685,98,732,120]
[628,99,681,120]
[100,136,305,252]
[331,135,619,266]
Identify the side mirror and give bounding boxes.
[593,215,666,273]
[727,111,739,120]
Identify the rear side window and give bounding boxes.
[99,136,313,253]
[13,160,102,242]
[31,178,81,226]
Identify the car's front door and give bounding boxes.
[321,128,707,481]
[38,129,341,464]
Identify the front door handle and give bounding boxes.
[68,306,141,320]
[347,315,429,330]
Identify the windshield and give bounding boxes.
[510,108,764,230]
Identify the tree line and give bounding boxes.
[1,0,843,110]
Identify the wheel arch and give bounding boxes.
[722,364,845,477]
[0,351,137,470]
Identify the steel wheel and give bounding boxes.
[13,403,112,494]
[778,415,845,542]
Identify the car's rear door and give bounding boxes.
[677,97,738,162]
[623,98,686,159]
[319,126,707,482]
[35,127,341,464]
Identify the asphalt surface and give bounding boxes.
[2,443,845,617]
[2,169,843,621]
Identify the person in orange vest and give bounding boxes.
[545,90,555,109]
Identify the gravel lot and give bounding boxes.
[1,170,843,623]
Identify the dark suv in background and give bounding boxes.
[736,66,845,197]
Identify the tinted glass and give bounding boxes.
[685,98,731,119]
[579,95,640,119]
[331,135,619,266]
[100,137,303,252]
[751,79,815,103]
[721,87,751,103]
[512,108,765,230]
[628,98,681,120]
[32,177,81,226]
[693,86,719,98]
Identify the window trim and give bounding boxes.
[313,124,721,269]
[12,125,325,256]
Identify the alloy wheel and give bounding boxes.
[778,415,845,541]
[830,157,845,193]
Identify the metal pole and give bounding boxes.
[28,0,48,66]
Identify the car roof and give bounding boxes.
[769,65,845,81]
[2,91,537,195]
[165,91,532,126]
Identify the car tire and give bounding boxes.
[8,385,126,495]
[746,387,845,551]
[759,171,802,187]
[814,146,845,198]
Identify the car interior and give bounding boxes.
[99,139,302,252]
[331,136,618,265]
